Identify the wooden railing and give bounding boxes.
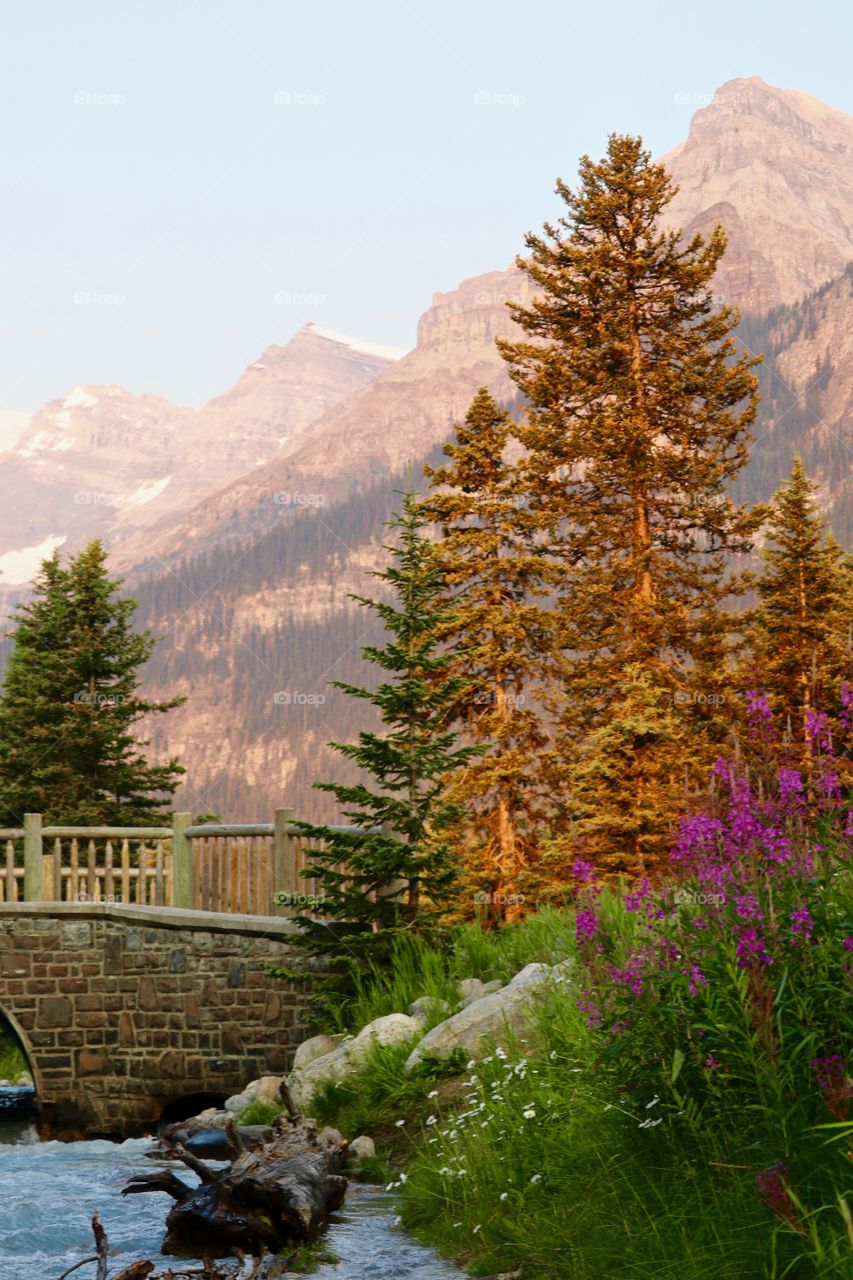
[0,811,373,917]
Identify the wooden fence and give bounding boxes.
[0,811,372,917]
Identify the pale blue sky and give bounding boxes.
[1,0,850,410]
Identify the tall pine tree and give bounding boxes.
[421,388,552,916]
[0,540,184,824]
[294,492,481,966]
[744,457,852,761]
[498,135,763,878]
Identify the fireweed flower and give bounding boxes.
[789,905,814,945]
[736,928,775,968]
[805,708,833,754]
[572,858,598,886]
[575,907,600,947]
[810,1056,852,1120]
[755,1163,807,1237]
[607,953,645,997]
[682,963,708,997]
[745,690,776,740]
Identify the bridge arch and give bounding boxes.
[0,1005,40,1094]
[0,902,306,1138]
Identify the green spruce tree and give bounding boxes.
[498,135,763,878]
[293,492,481,967]
[0,539,184,824]
[421,387,552,917]
[744,457,852,761]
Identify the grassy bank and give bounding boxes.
[303,778,853,1278]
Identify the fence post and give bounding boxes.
[23,813,43,902]
[172,812,193,909]
[273,807,297,916]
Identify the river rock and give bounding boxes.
[293,1033,345,1072]
[347,1134,376,1168]
[224,1074,283,1114]
[183,1124,273,1158]
[405,961,573,1075]
[288,1013,421,1111]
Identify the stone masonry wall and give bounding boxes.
[0,904,306,1137]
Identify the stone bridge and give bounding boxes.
[0,902,307,1138]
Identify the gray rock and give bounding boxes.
[459,978,503,1007]
[348,1133,376,1167]
[405,961,573,1075]
[288,1013,422,1111]
[224,1074,282,1114]
[292,1033,345,1073]
[408,995,452,1024]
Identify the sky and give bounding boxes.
[1,0,851,412]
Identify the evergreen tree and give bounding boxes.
[564,664,695,880]
[293,492,481,967]
[498,135,763,877]
[0,540,184,824]
[744,457,852,761]
[421,388,552,917]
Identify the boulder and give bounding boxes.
[288,1013,421,1111]
[224,1074,283,1114]
[408,995,452,1024]
[292,1033,345,1073]
[458,978,503,1007]
[347,1134,376,1168]
[183,1124,273,1158]
[405,961,573,1075]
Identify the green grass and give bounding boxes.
[285,1242,341,1273]
[0,1033,27,1082]
[236,1099,287,1126]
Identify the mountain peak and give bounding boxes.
[663,78,853,311]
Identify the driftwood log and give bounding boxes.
[123,1114,348,1259]
[56,1214,297,1278]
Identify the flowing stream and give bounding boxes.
[0,1104,463,1280]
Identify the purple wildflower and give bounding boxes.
[755,1163,806,1235]
[736,928,774,968]
[810,1056,852,1119]
[789,905,813,945]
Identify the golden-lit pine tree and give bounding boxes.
[421,388,553,917]
[744,457,852,764]
[498,135,763,879]
[566,664,696,879]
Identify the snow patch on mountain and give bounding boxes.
[63,386,100,410]
[309,324,409,362]
[0,410,31,452]
[0,534,67,584]
[124,475,172,510]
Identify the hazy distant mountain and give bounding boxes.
[111,269,535,573]
[0,324,402,591]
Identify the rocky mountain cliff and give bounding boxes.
[662,77,853,312]
[0,324,401,591]
[112,269,534,573]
